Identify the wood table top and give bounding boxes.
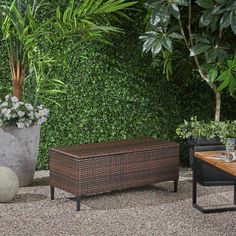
[194,151,236,177]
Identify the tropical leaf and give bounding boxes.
[199,9,213,27]
[190,44,211,56]
[172,0,189,6]
[208,67,218,82]
[162,50,173,80]
[231,11,236,34]
[217,71,233,91]
[191,34,211,44]
[168,32,183,39]
[220,12,231,29]
[162,36,172,51]
[170,3,180,20]
[196,0,214,9]
[54,0,137,38]
[206,48,218,63]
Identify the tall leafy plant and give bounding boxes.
[0,0,136,105]
[140,0,236,121]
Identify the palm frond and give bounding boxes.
[54,0,137,39]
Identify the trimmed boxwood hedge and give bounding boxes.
[0,10,236,169]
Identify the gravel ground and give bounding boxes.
[0,168,236,236]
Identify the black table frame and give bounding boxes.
[193,156,236,213]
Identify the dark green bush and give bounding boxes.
[0,10,236,169]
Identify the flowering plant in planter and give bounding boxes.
[0,95,49,129]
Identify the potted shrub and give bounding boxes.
[0,0,136,186]
[140,0,236,184]
[176,117,236,184]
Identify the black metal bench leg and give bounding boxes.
[174,179,178,192]
[50,186,55,200]
[76,196,81,211]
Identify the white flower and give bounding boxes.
[12,103,20,110]
[5,95,10,101]
[28,112,34,119]
[11,112,17,118]
[37,117,47,125]
[17,122,25,128]
[43,108,49,116]
[35,112,40,118]
[25,103,33,111]
[0,98,48,128]
[27,120,32,126]
[11,96,19,103]
[2,108,11,120]
[17,111,25,117]
[37,105,43,110]
[0,102,8,108]
[1,108,8,114]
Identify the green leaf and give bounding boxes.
[231,11,236,34]
[212,5,222,14]
[56,6,61,19]
[208,67,218,82]
[172,0,189,6]
[151,39,163,55]
[206,48,217,63]
[170,4,180,19]
[191,34,211,44]
[227,59,234,68]
[162,50,173,80]
[217,71,233,91]
[215,0,229,5]
[169,32,183,39]
[190,44,211,56]
[220,12,230,29]
[150,10,160,26]
[158,6,170,26]
[142,38,155,53]
[216,70,228,81]
[163,36,172,51]
[229,76,236,95]
[199,10,212,27]
[196,0,214,9]
[42,89,66,94]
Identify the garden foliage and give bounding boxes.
[0,5,236,168]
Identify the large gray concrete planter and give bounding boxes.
[0,126,40,187]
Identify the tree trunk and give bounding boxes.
[12,80,23,99]
[10,57,25,100]
[212,85,221,122]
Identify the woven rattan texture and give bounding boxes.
[49,138,179,196]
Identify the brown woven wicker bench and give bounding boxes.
[49,137,179,211]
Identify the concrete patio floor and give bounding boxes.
[0,168,236,236]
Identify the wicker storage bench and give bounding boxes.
[49,137,179,211]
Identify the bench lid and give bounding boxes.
[50,137,179,159]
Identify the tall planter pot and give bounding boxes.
[188,137,234,186]
[0,125,40,187]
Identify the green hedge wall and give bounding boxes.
[1,10,236,169]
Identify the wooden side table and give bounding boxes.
[193,151,236,213]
